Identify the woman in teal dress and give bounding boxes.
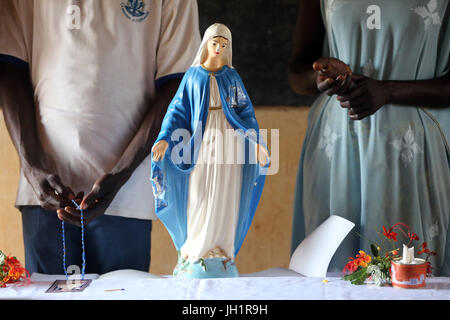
[289,0,450,275]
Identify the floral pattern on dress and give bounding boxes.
[325,0,350,25]
[391,126,423,167]
[428,221,439,239]
[318,123,341,161]
[363,59,375,77]
[411,0,442,28]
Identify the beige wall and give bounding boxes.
[0,106,309,275]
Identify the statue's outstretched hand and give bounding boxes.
[152,140,169,161]
[256,144,269,167]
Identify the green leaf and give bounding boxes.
[370,244,379,257]
[343,267,369,285]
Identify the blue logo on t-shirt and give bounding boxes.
[121,0,149,22]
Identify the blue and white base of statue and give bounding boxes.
[173,253,239,279]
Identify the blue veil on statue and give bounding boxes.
[150,23,269,278]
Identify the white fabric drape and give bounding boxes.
[4,271,449,300]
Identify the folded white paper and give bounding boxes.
[401,244,415,264]
[289,215,355,277]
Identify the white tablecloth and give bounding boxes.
[1,268,449,300]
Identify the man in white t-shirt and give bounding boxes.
[0,0,200,274]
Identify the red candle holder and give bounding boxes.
[390,258,427,289]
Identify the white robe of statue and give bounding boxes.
[180,72,243,262]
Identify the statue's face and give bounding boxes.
[206,37,229,60]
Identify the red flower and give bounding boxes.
[408,232,419,241]
[343,258,358,274]
[342,251,373,274]
[382,226,397,241]
[418,242,429,255]
[355,251,371,264]
[418,242,437,260]
[0,254,30,287]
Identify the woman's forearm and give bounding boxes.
[288,0,325,96]
[384,73,450,108]
[288,62,318,96]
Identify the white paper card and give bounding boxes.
[289,215,355,277]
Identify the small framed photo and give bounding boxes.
[45,279,92,293]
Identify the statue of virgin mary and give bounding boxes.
[150,23,269,278]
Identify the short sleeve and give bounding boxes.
[155,0,201,87]
[0,0,33,64]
